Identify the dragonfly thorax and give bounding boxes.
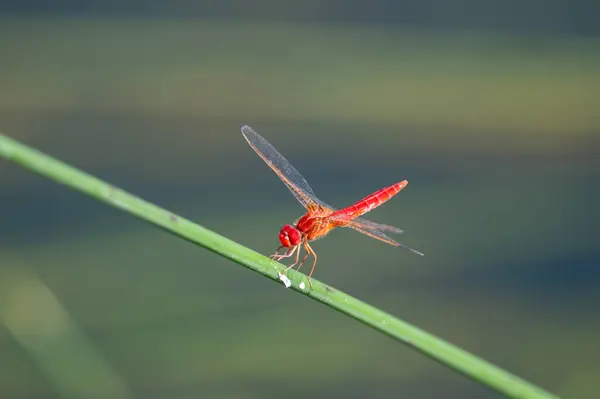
[279,224,302,247]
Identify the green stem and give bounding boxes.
[0,133,560,399]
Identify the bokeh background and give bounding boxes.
[1,2,599,398]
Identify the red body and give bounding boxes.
[241,125,422,287]
[294,181,408,243]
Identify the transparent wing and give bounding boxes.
[348,224,424,256]
[342,217,404,233]
[241,125,334,212]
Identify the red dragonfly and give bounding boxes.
[241,125,423,287]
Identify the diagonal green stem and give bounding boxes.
[0,133,560,399]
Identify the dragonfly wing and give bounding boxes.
[346,216,404,233]
[242,125,330,211]
[347,224,424,256]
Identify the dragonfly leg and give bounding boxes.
[289,245,311,274]
[305,243,318,288]
[271,246,296,261]
[270,246,285,259]
[283,245,303,273]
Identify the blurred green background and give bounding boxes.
[1,2,599,398]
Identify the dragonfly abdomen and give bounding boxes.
[334,180,408,220]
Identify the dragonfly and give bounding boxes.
[241,125,423,287]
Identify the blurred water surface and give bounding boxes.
[1,13,599,399]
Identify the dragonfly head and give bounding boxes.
[279,224,302,247]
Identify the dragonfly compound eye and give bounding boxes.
[279,224,301,247]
